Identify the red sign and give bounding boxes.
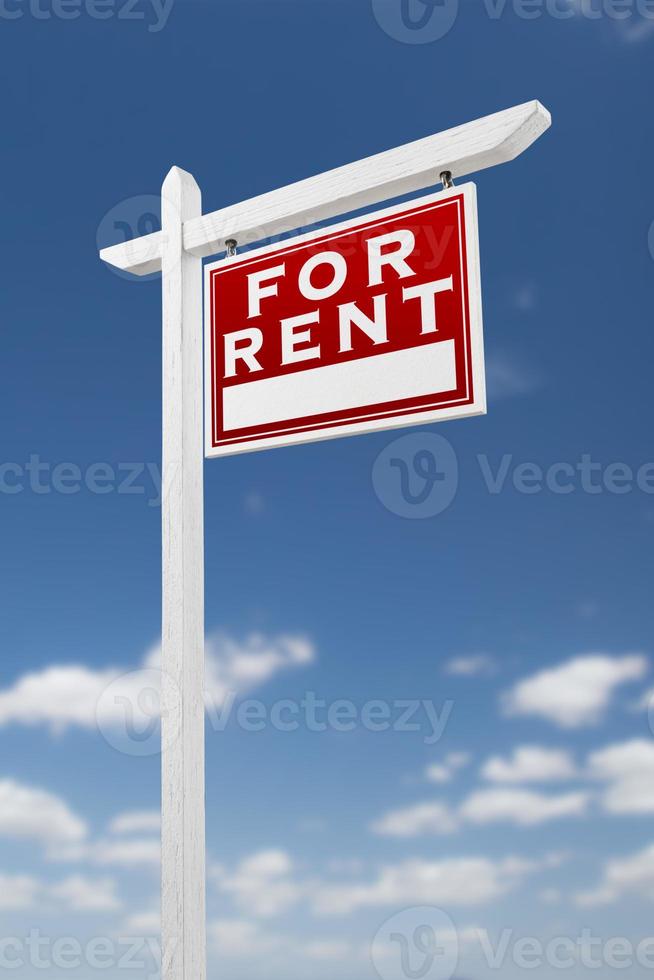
[204,184,485,457]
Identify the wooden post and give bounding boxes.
[160,166,205,980]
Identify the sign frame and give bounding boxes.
[204,182,486,458]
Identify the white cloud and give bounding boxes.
[587,739,654,815]
[0,874,41,910]
[539,888,562,905]
[575,843,654,907]
[49,837,160,868]
[0,632,315,734]
[204,633,314,701]
[244,491,265,515]
[512,283,537,312]
[371,802,459,837]
[124,908,160,934]
[208,918,353,963]
[0,873,120,912]
[575,886,617,908]
[481,746,577,784]
[424,765,450,784]
[0,779,87,844]
[212,847,551,925]
[91,837,161,867]
[0,781,157,873]
[443,654,496,677]
[213,850,303,918]
[240,850,293,877]
[459,788,590,826]
[209,919,279,957]
[313,855,540,915]
[503,654,648,728]
[301,940,352,961]
[326,858,364,875]
[109,811,160,835]
[486,354,539,400]
[617,19,654,42]
[49,875,121,911]
[372,777,587,836]
[588,738,654,779]
[551,1,654,43]
[0,666,121,733]
[426,752,471,784]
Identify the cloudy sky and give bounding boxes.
[2,1,654,979]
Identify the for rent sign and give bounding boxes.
[204,184,485,457]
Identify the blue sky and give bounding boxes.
[2,0,654,977]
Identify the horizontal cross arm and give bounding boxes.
[100,230,163,276]
[99,99,551,276]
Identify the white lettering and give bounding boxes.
[281,311,321,365]
[224,328,263,377]
[403,276,453,333]
[368,229,416,286]
[338,295,388,352]
[247,264,286,319]
[299,251,347,301]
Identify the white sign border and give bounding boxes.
[204,182,486,458]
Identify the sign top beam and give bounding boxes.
[100,100,550,277]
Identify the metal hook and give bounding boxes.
[225,238,238,257]
[440,171,454,189]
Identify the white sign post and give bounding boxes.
[160,168,205,980]
[99,100,550,980]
